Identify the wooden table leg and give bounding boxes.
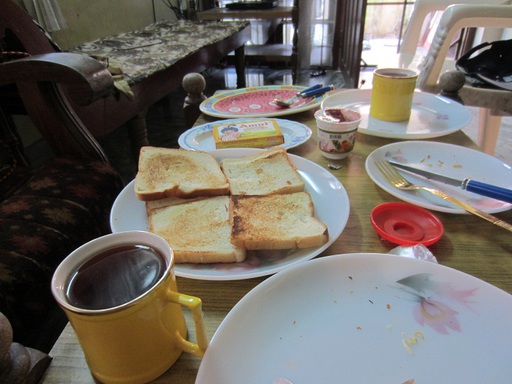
[126,110,149,161]
[234,45,246,89]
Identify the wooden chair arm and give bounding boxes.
[0,52,113,105]
[0,53,115,162]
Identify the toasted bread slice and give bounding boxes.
[145,196,203,215]
[220,147,305,195]
[230,192,329,250]
[135,147,229,201]
[148,196,246,264]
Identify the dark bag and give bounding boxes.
[455,39,512,91]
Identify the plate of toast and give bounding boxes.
[110,147,350,280]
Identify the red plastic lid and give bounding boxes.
[370,202,444,246]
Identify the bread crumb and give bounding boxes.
[402,331,425,354]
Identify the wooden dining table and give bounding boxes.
[41,106,512,383]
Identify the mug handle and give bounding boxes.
[167,291,209,357]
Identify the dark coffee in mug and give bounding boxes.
[66,245,166,310]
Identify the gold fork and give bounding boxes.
[375,160,512,232]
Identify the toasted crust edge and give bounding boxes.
[230,231,329,250]
[172,248,247,264]
[136,186,229,202]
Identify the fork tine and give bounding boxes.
[375,160,408,188]
[375,161,387,179]
[375,160,394,183]
[382,160,401,180]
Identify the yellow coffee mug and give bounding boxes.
[51,231,208,384]
[369,68,418,121]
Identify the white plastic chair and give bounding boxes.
[416,4,512,155]
[398,0,511,69]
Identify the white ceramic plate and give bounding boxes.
[321,89,471,139]
[196,253,512,384]
[178,118,312,151]
[200,85,326,118]
[366,141,512,214]
[110,148,349,280]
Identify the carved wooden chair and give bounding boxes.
[0,52,124,356]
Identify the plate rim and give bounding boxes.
[110,148,349,281]
[196,252,512,383]
[178,117,312,151]
[321,89,471,139]
[199,85,325,118]
[365,140,512,214]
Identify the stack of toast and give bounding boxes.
[134,146,329,264]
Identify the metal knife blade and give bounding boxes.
[386,160,462,187]
[387,159,512,204]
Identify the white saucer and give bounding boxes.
[178,118,312,151]
[321,89,471,139]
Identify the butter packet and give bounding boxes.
[213,119,284,149]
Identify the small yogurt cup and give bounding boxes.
[315,108,361,160]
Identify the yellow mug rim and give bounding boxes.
[51,230,173,315]
[374,67,418,79]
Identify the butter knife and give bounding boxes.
[387,160,512,204]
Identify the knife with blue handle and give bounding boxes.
[300,84,334,98]
[298,83,323,95]
[387,159,512,204]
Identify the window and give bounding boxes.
[362,0,414,67]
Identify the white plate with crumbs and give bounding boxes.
[110,148,349,280]
[178,118,312,151]
[196,254,512,384]
[365,141,512,214]
[321,89,471,139]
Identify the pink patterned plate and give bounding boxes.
[200,85,326,118]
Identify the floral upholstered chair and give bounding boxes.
[0,53,124,354]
